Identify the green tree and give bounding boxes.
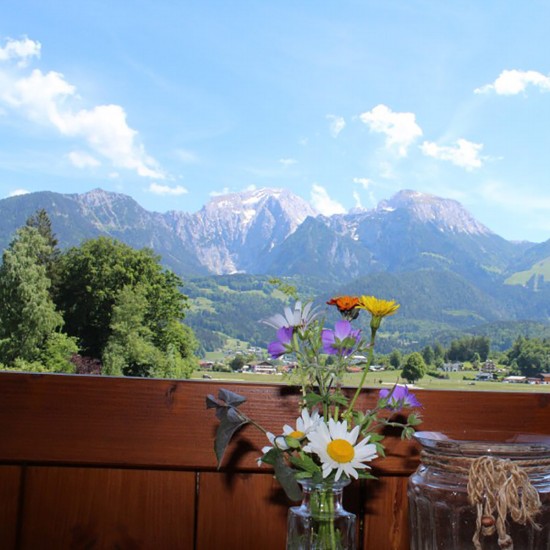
[25,209,61,294]
[433,342,445,361]
[229,355,246,372]
[401,352,426,384]
[57,237,190,358]
[389,349,402,369]
[57,237,198,378]
[0,226,67,366]
[421,345,435,366]
[506,336,550,377]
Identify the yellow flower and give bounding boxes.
[357,295,400,318]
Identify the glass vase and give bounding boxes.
[408,431,550,550]
[286,479,356,550]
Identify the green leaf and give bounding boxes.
[289,453,321,475]
[259,447,281,467]
[304,392,323,408]
[273,453,302,501]
[284,436,302,449]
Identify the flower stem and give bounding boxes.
[343,329,376,421]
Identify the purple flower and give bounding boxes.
[321,320,361,356]
[267,326,294,359]
[379,385,421,410]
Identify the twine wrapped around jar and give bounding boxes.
[421,451,550,550]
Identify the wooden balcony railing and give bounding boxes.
[1,372,549,549]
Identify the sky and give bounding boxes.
[1,1,550,243]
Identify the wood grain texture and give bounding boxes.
[362,476,410,550]
[0,466,20,550]
[196,472,288,550]
[1,373,549,473]
[19,467,195,550]
[1,372,550,550]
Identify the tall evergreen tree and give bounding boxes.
[0,226,64,365]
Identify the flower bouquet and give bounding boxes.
[206,293,421,549]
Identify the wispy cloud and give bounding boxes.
[359,104,422,157]
[310,184,346,216]
[68,151,100,168]
[352,177,373,189]
[0,37,41,67]
[148,183,188,196]
[420,138,485,170]
[8,188,30,197]
[475,69,550,95]
[279,158,297,166]
[175,149,199,164]
[326,114,345,137]
[0,36,164,179]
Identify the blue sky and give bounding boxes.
[1,1,550,242]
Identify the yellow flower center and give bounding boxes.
[327,439,355,463]
[289,430,305,439]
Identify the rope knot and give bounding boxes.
[467,456,542,550]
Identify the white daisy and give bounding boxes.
[257,409,322,464]
[304,418,378,481]
[282,408,321,440]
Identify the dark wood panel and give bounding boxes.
[196,472,288,550]
[20,467,195,550]
[0,466,20,550]
[363,476,410,550]
[1,373,549,474]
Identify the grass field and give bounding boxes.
[191,368,550,393]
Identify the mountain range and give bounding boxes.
[1,187,549,351]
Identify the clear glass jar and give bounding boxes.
[408,431,550,550]
[286,479,356,550]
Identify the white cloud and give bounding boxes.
[0,37,41,67]
[244,184,257,192]
[420,138,484,170]
[68,150,100,168]
[176,149,198,163]
[148,183,188,196]
[210,187,230,197]
[359,104,422,157]
[0,39,164,179]
[352,190,362,209]
[279,158,297,166]
[310,184,346,216]
[475,69,550,95]
[352,177,372,189]
[8,188,30,197]
[326,114,345,137]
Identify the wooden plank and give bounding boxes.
[0,373,549,473]
[0,466,20,550]
[19,467,195,550]
[196,472,288,550]
[362,476,410,550]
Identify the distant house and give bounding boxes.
[475,372,493,381]
[481,360,496,373]
[441,362,462,372]
[536,373,550,384]
[199,361,214,371]
[503,375,527,384]
[252,361,277,375]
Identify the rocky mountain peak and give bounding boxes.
[378,189,491,235]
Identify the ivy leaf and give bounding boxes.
[213,406,248,466]
[206,389,249,466]
[218,388,247,407]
